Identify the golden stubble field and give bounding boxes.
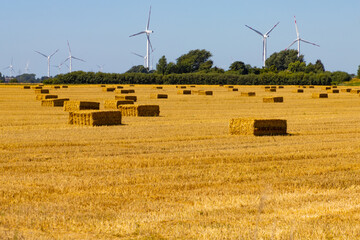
[1,84,360,239]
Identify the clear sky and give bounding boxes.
[1,0,360,77]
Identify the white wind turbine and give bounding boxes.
[25,61,30,73]
[129,6,154,70]
[245,22,280,67]
[34,49,59,77]
[96,64,105,72]
[52,62,64,74]
[286,16,320,57]
[131,52,147,67]
[3,59,15,76]
[63,40,85,73]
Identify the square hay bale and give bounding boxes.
[115,95,137,102]
[129,84,135,87]
[309,86,315,88]
[116,89,129,94]
[69,110,122,126]
[278,86,284,88]
[350,89,360,94]
[179,86,187,89]
[35,89,50,94]
[177,90,192,95]
[128,89,135,93]
[341,88,351,92]
[41,98,69,107]
[229,118,287,136]
[100,85,106,87]
[150,93,168,99]
[32,86,43,89]
[198,90,213,96]
[23,86,31,89]
[190,85,196,88]
[229,88,239,92]
[263,97,283,103]
[312,93,328,98]
[264,86,270,89]
[327,89,339,93]
[332,86,338,88]
[53,86,61,89]
[270,86,277,89]
[226,85,234,89]
[292,89,304,93]
[64,101,100,111]
[322,86,331,90]
[119,105,160,117]
[241,92,256,97]
[153,86,163,89]
[265,88,276,92]
[102,87,115,92]
[62,85,68,88]
[116,86,124,89]
[36,94,58,101]
[104,100,134,109]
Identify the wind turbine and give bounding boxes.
[96,64,105,72]
[131,52,147,67]
[3,59,15,76]
[34,49,59,77]
[52,63,64,74]
[24,61,30,73]
[129,6,154,70]
[245,22,280,67]
[286,16,320,57]
[63,40,85,73]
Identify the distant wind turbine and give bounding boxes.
[3,59,15,76]
[245,22,280,67]
[131,52,147,67]
[129,6,154,70]
[63,40,85,73]
[52,63,64,74]
[25,61,30,73]
[96,64,105,72]
[286,16,320,57]
[34,49,59,77]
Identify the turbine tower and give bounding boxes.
[34,49,59,77]
[129,6,154,70]
[64,40,85,73]
[25,61,30,73]
[286,16,320,57]
[245,22,280,67]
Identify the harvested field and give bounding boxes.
[64,100,100,111]
[1,84,360,239]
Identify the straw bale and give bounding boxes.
[100,85,106,87]
[36,94,58,101]
[176,86,187,89]
[62,85,68,88]
[341,88,351,92]
[116,86,124,89]
[263,97,283,103]
[309,86,315,88]
[229,118,287,136]
[150,93,168,99]
[104,100,134,109]
[128,89,135,93]
[226,85,234,88]
[69,110,122,126]
[198,90,213,96]
[322,86,331,90]
[270,86,277,89]
[41,98,69,107]
[350,89,360,94]
[312,93,328,98]
[119,105,160,117]
[64,101,100,111]
[229,88,239,92]
[23,86,31,89]
[35,89,50,94]
[129,84,135,87]
[241,92,256,97]
[115,95,137,102]
[116,89,129,94]
[264,86,270,89]
[265,88,276,92]
[327,89,339,93]
[153,86,163,89]
[32,86,42,89]
[102,87,115,92]
[278,86,284,88]
[177,90,192,95]
[332,86,338,88]
[292,89,304,93]
[190,85,196,88]
[53,86,61,89]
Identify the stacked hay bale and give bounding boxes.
[36,94,58,101]
[116,86,124,89]
[265,88,276,92]
[153,86,163,89]
[64,101,100,111]
[312,93,328,98]
[23,86,31,89]
[309,86,315,88]
[104,100,134,109]
[327,89,339,93]
[263,97,283,103]
[150,93,168,99]
[119,105,160,117]
[53,86,61,89]
[177,90,192,95]
[32,86,42,89]
[226,85,234,89]
[115,95,137,102]
[350,89,360,94]
[69,110,122,126]
[100,85,106,87]
[102,87,115,92]
[41,98,69,107]
[292,89,304,93]
[35,89,50,94]
[241,92,256,97]
[62,85,68,88]
[278,86,284,89]
[229,88,239,92]
[341,88,352,93]
[229,118,287,136]
[322,86,331,90]
[198,90,213,96]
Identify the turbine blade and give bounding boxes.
[34,50,48,58]
[265,22,280,36]
[300,39,320,47]
[285,39,298,50]
[3,66,10,70]
[62,57,70,65]
[147,6,152,30]
[67,40,72,55]
[50,49,59,58]
[72,56,85,62]
[294,16,300,38]
[245,25,264,37]
[131,52,144,58]
[129,31,146,37]
[147,35,153,52]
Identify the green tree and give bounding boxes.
[358,65,360,78]
[176,49,212,73]
[165,62,178,74]
[199,60,213,72]
[9,78,18,83]
[265,50,304,71]
[126,65,149,73]
[15,73,37,83]
[288,61,306,73]
[156,56,167,75]
[314,59,325,72]
[228,61,248,74]
[0,72,4,83]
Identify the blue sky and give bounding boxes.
[1,0,359,77]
